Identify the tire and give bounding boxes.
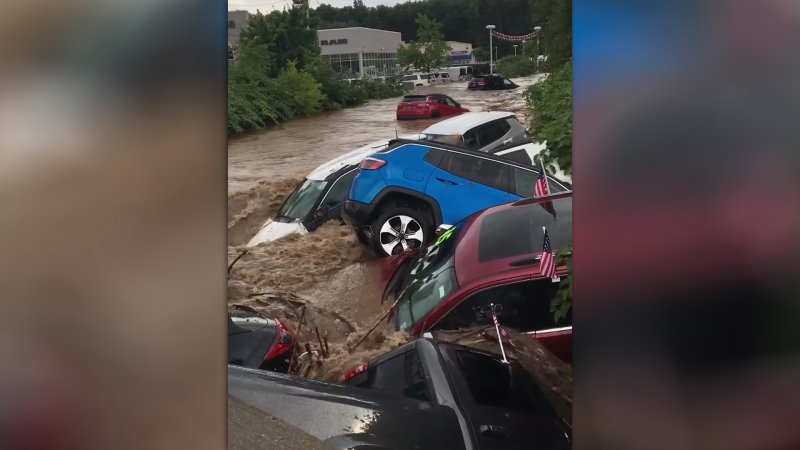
[370,202,432,257]
[431,110,441,118]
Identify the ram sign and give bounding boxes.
[320,39,348,45]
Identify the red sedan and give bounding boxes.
[395,94,469,120]
[381,193,573,362]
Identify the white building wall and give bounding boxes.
[317,27,404,79]
[228,10,250,46]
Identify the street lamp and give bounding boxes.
[534,26,542,57]
[485,24,496,74]
[513,44,518,56]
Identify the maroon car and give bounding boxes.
[381,193,573,362]
[396,94,469,120]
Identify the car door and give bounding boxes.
[502,78,517,89]
[310,168,358,230]
[425,150,511,224]
[438,345,571,450]
[435,96,452,115]
[444,96,462,114]
[474,119,513,152]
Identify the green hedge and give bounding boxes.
[524,61,572,176]
[228,56,405,135]
[496,55,538,78]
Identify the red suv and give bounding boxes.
[381,193,573,362]
[396,94,469,120]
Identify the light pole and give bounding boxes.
[485,24,496,74]
[513,44,518,56]
[534,26,542,70]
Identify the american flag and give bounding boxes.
[533,169,549,197]
[491,310,512,344]
[540,227,556,278]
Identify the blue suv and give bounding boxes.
[343,139,571,256]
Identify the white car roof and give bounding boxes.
[422,111,516,136]
[306,135,420,181]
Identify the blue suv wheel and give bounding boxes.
[370,201,431,256]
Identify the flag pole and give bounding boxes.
[538,153,550,194]
[491,304,509,363]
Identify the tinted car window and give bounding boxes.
[512,168,568,196]
[503,78,514,86]
[456,350,538,411]
[434,279,569,331]
[475,120,511,146]
[423,148,445,166]
[321,169,357,209]
[501,149,532,165]
[279,179,328,220]
[439,153,508,191]
[445,97,458,107]
[477,200,572,262]
[356,350,431,402]
[462,130,480,149]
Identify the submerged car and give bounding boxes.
[381,194,573,362]
[246,112,533,247]
[396,94,469,120]
[341,337,571,448]
[228,337,570,450]
[419,111,527,153]
[245,139,417,247]
[228,306,296,372]
[342,138,570,256]
[467,75,519,90]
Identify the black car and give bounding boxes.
[468,75,519,90]
[228,337,570,449]
[342,338,571,449]
[228,306,296,372]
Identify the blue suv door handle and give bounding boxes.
[435,177,459,186]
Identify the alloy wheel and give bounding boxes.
[378,215,424,255]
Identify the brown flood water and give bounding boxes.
[227,74,544,381]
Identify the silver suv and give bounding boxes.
[419,111,527,153]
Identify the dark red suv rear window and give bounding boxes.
[477,199,572,262]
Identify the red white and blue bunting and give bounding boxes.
[490,30,540,42]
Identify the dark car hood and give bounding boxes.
[228,365,467,450]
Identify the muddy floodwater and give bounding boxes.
[227,74,545,381]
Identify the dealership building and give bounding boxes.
[317,27,404,79]
[446,41,474,66]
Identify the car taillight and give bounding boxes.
[263,319,294,362]
[478,80,486,85]
[359,157,386,170]
[340,363,368,383]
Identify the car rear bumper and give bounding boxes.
[396,110,431,120]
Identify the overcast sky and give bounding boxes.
[228,0,405,15]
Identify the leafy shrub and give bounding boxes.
[524,60,572,176]
[496,55,537,78]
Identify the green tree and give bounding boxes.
[496,55,536,77]
[531,0,571,69]
[472,47,489,62]
[397,14,448,74]
[239,8,317,78]
[525,60,571,175]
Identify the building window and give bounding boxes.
[228,20,236,29]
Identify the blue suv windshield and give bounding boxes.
[279,179,327,220]
[393,228,461,331]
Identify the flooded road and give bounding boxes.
[228,74,545,195]
[227,74,544,381]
